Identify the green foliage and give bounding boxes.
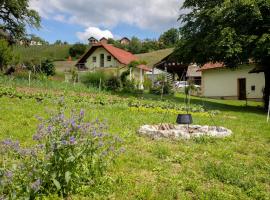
[143,76,152,90]
[159,28,179,47]
[81,71,108,88]
[0,40,14,71]
[122,79,137,93]
[105,76,121,91]
[69,43,87,58]
[0,0,40,40]
[0,100,123,198]
[150,82,174,95]
[41,59,55,76]
[174,0,270,108]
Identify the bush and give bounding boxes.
[0,40,15,71]
[81,71,108,88]
[150,82,174,95]
[0,99,123,198]
[41,59,55,76]
[105,76,121,91]
[69,43,87,58]
[122,79,136,93]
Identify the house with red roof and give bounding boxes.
[199,63,265,100]
[76,42,151,88]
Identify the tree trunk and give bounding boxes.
[264,70,270,111]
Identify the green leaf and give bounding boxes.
[65,171,71,184]
[52,179,61,190]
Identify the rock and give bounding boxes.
[138,124,232,140]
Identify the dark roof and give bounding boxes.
[249,65,268,73]
[76,42,138,66]
[120,37,130,42]
[100,37,108,41]
[88,37,98,41]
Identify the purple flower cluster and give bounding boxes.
[0,102,125,198]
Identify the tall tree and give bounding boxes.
[173,0,270,109]
[159,28,179,47]
[0,0,40,41]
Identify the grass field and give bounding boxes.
[0,78,270,199]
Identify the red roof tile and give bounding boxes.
[198,62,224,71]
[77,42,137,66]
[100,43,138,65]
[137,64,152,72]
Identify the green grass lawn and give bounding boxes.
[0,80,270,199]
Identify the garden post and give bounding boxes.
[267,96,270,122]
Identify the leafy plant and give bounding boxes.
[41,59,55,76]
[81,71,108,88]
[69,43,87,58]
[0,98,124,198]
[105,75,121,91]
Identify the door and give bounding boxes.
[238,78,246,100]
[100,54,104,67]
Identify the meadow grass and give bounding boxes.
[0,80,269,199]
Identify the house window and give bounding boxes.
[251,85,256,91]
[93,56,96,62]
[107,55,111,62]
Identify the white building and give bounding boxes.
[200,63,265,100]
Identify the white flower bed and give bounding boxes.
[138,124,232,140]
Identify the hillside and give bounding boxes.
[13,45,71,63]
[136,48,174,67]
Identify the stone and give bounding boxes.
[138,124,232,140]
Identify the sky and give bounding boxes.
[28,0,184,44]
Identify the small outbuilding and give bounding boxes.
[199,63,265,100]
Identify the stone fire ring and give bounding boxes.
[138,124,232,140]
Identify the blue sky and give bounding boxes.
[29,0,182,44]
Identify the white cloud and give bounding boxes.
[29,0,183,31]
[76,27,114,43]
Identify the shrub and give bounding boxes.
[143,76,152,90]
[150,82,174,95]
[81,71,108,88]
[122,79,136,93]
[0,99,124,198]
[0,39,14,71]
[69,43,87,58]
[41,59,55,76]
[105,76,121,91]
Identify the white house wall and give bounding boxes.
[85,47,122,69]
[202,65,265,100]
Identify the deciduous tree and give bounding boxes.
[0,0,40,41]
[173,0,270,109]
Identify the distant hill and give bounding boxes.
[13,45,71,63]
[136,48,174,68]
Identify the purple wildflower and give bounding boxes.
[47,125,53,133]
[70,136,76,145]
[70,119,76,128]
[4,171,13,179]
[31,179,41,192]
[79,109,85,118]
[62,140,67,145]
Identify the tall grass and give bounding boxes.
[0,75,100,94]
